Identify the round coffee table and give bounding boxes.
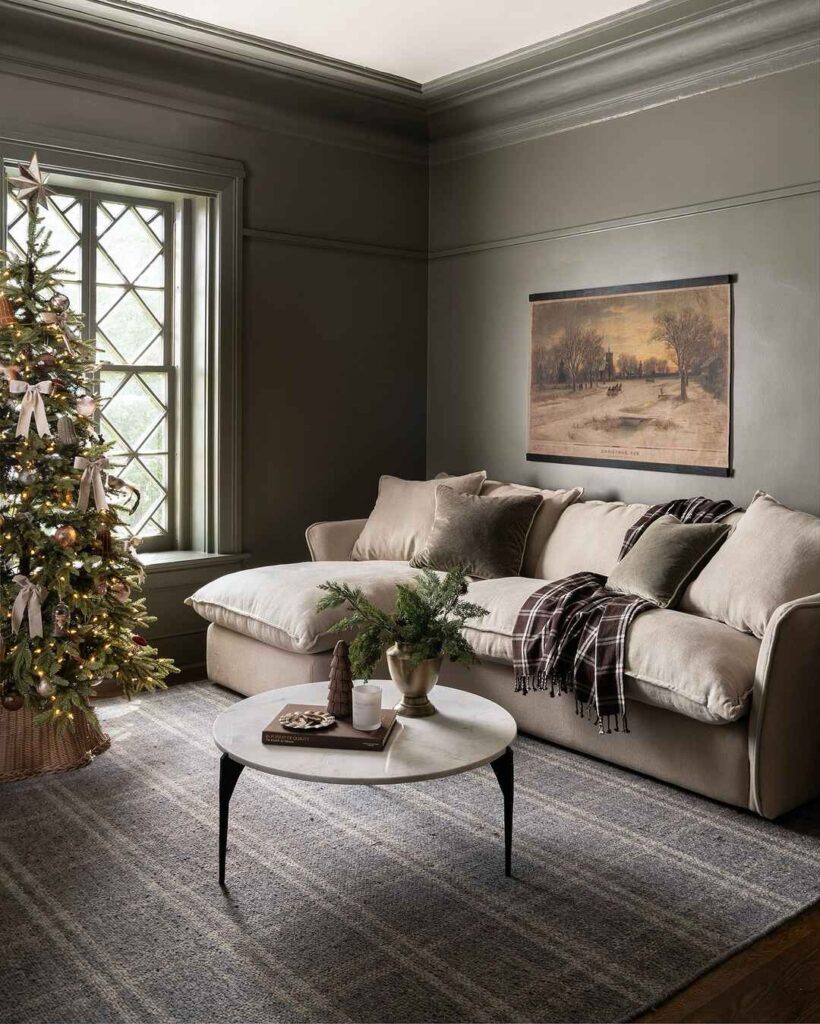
[213,680,517,884]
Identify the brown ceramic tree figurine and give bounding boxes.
[326,640,353,719]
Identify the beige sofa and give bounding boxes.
[188,489,820,820]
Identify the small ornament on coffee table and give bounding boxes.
[326,639,353,719]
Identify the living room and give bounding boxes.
[1,1,818,1022]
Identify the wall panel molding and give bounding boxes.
[428,181,820,260]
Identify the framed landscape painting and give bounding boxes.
[527,276,732,475]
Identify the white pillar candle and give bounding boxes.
[352,683,382,731]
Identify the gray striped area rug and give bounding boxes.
[1,682,818,1024]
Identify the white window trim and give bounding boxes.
[0,132,244,566]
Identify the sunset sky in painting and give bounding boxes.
[531,284,729,363]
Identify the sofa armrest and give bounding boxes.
[305,519,367,562]
[748,592,820,819]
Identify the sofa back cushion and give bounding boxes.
[351,471,486,562]
[480,479,583,578]
[680,492,820,637]
[537,500,651,579]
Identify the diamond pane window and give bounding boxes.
[3,161,193,554]
[94,197,173,544]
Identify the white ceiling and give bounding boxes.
[137,0,645,83]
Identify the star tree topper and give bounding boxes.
[8,153,52,212]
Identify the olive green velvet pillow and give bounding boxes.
[606,514,731,608]
[410,485,543,579]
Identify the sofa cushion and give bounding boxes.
[462,577,759,724]
[538,500,651,579]
[681,492,820,638]
[410,485,544,579]
[187,561,421,655]
[351,471,486,562]
[480,479,583,578]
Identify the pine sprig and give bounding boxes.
[316,567,487,681]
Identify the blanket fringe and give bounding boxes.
[516,672,630,734]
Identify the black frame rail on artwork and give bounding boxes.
[527,274,734,477]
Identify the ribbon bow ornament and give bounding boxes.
[8,379,52,438]
[74,455,109,513]
[12,575,47,638]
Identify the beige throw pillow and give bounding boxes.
[681,492,820,637]
[480,480,583,578]
[351,471,486,561]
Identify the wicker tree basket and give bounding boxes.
[0,704,110,783]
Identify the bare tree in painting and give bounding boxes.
[557,325,584,391]
[651,308,714,400]
[580,329,605,388]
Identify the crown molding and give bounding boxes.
[427,0,820,162]
[1,0,817,167]
[9,0,423,107]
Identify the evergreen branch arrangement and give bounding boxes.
[0,155,176,731]
[316,566,488,681]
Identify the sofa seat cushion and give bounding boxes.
[463,578,759,724]
[186,561,420,655]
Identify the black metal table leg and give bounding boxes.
[490,747,514,877]
[219,753,244,887]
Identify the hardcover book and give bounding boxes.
[262,704,398,750]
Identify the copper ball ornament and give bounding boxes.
[53,524,79,549]
[1,691,23,712]
[50,293,71,313]
[35,678,56,698]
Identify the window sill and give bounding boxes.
[140,550,248,581]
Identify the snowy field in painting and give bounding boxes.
[528,377,728,468]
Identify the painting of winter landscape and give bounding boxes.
[528,276,732,474]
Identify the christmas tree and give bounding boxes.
[0,154,175,731]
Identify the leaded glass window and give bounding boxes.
[5,181,176,550]
[95,199,174,544]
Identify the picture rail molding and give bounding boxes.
[428,181,820,261]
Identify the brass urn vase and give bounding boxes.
[386,644,442,717]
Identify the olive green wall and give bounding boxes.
[427,66,820,514]
[0,6,428,670]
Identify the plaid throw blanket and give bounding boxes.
[513,496,741,734]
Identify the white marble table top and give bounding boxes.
[212,680,517,785]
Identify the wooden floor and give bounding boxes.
[639,802,820,1023]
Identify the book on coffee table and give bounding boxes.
[262,703,398,750]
